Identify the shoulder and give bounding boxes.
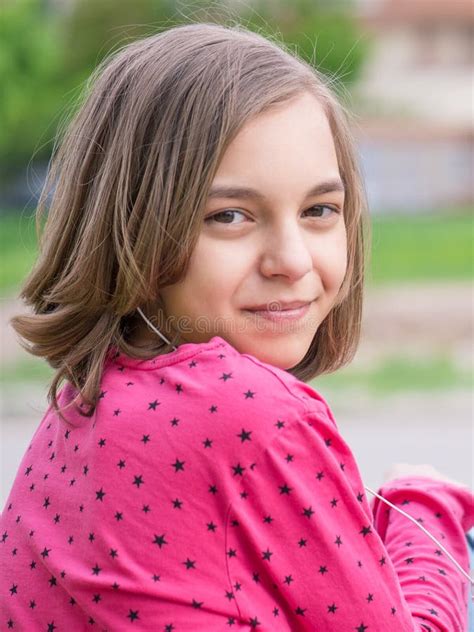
[99,336,334,431]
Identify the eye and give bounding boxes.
[204,209,248,225]
[303,205,339,219]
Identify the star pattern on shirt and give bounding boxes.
[0,338,461,630]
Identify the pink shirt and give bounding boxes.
[1,335,472,631]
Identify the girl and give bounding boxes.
[1,22,472,631]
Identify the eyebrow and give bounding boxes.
[207,178,345,201]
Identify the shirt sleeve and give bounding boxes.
[223,407,473,631]
[371,475,474,632]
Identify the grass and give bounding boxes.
[313,354,472,397]
[0,211,42,296]
[367,209,473,284]
[0,207,472,295]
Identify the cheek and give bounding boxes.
[163,238,251,314]
[313,229,348,290]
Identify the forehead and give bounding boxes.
[212,92,341,198]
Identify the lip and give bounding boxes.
[243,300,313,322]
[244,300,313,311]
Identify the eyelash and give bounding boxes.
[205,205,340,225]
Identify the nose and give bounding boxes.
[259,221,313,281]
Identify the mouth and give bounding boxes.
[243,299,314,311]
[242,300,314,323]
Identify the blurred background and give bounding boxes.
[1,0,473,506]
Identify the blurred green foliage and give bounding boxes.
[1,0,367,181]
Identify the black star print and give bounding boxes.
[243,389,255,399]
[209,405,218,413]
[295,606,306,615]
[53,513,60,524]
[191,599,203,608]
[357,491,364,502]
[91,563,102,575]
[275,420,285,429]
[360,525,372,537]
[175,383,183,393]
[298,538,307,547]
[302,506,314,519]
[283,574,293,585]
[189,360,197,368]
[237,428,252,442]
[220,372,233,382]
[148,400,160,410]
[262,548,273,561]
[172,498,183,509]
[263,515,274,524]
[273,607,279,616]
[133,474,144,487]
[127,609,139,621]
[172,458,185,472]
[142,504,151,513]
[165,624,175,632]
[207,521,217,532]
[356,624,368,632]
[252,572,260,583]
[47,622,57,632]
[9,583,18,595]
[330,498,339,508]
[29,600,36,609]
[316,471,324,481]
[112,582,120,589]
[1,531,8,543]
[43,496,51,509]
[379,556,386,565]
[227,548,237,558]
[328,603,338,613]
[249,617,261,628]
[183,558,196,569]
[203,438,213,448]
[92,593,101,603]
[335,535,343,547]
[113,409,121,416]
[208,484,218,495]
[367,593,374,602]
[170,417,179,427]
[232,463,245,476]
[98,438,106,448]
[153,534,168,548]
[25,465,33,476]
[324,438,332,447]
[279,483,292,495]
[227,617,235,626]
[225,590,234,600]
[405,557,414,565]
[141,434,150,444]
[109,548,118,559]
[428,608,438,616]
[30,560,37,569]
[114,511,123,521]
[87,531,94,543]
[95,488,106,501]
[41,547,51,558]
[48,575,57,587]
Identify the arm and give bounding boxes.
[371,475,473,632]
[224,409,472,631]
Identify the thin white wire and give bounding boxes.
[365,485,473,587]
[132,312,473,592]
[136,307,178,351]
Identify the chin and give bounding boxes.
[235,335,311,371]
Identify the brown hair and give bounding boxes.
[11,22,370,418]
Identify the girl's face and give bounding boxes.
[160,91,347,370]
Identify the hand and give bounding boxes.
[384,462,469,489]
